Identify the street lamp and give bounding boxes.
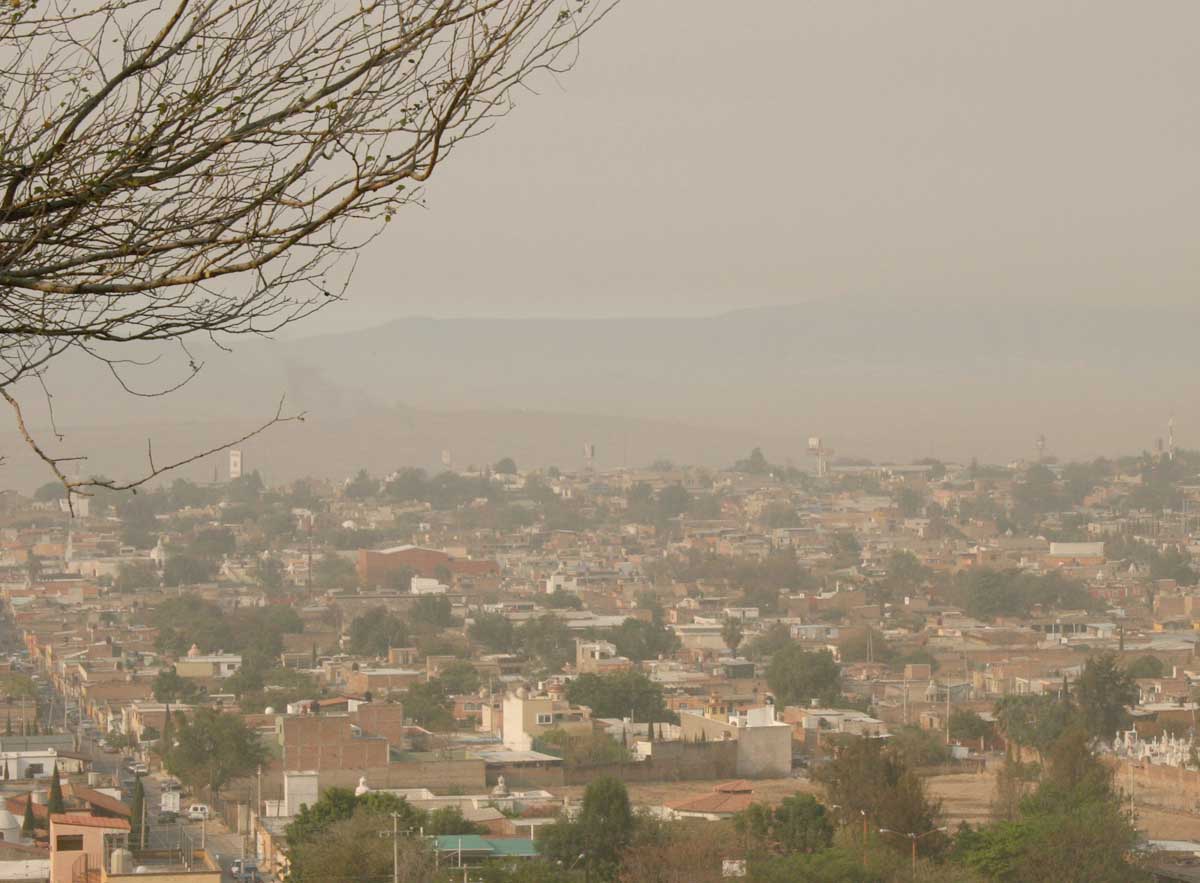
[878,827,947,880]
[832,805,870,866]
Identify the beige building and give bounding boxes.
[50,813,221,883]
[501,690,593,751]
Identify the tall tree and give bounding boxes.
[817,737,945,860]
[537,776,634,881]
[20,796,34,835]
[0,0,615,499]
[1075,653,1137,743]
[47,765,65,815]
[721,618,745,656]
[129,777,146,849]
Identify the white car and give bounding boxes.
[187,805,211,821]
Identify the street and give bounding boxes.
[77,733,261,880]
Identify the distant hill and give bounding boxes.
[3,297,1193,490]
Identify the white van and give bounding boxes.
[187,804,210,821]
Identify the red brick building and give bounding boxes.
[356,545,499,587]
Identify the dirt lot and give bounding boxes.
[561,764,1200,842]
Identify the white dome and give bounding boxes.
[0,810,20,831]
[264,707,275,715]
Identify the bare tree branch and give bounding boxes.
[0,0,617,494]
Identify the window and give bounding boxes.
[56,835,84,851]
[536,713,553,726]
[25,763,43,776]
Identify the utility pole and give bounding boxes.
[377,812,405,883]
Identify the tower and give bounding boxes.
[807,437,833,478]
[1169,416,1176,462]
[229,449,243,480]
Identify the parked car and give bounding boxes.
[129,762,148,776]
[157,810,178,824]
[186,804,211,821]
[231,859,260,882]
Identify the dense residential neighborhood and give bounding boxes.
[0,446,1194,879]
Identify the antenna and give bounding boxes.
[1169,416,1176,462]
[1035,434,1046,463]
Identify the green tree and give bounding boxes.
[163,554,217,587]
[817,737,945,860]
[312,554,358,590]
[517,614,573,673]
[544,588,583,610]
[721,617,745,656]
[129,777,146,848]
[153,668,203,704]
[888,725,951,769]
[994,694,1072,760]
[736,793,833,854]
[830,531,862,568]
[469,613,516,653]
[960,724,1145,882]
[411,595,454,628]
[33,482,67,502]
[347,607,410,657]
[255,556,286,593]
[1075,653,1136,742]
[493,457,518,475]
[565,672,673,723]
[425,805,484,835]
[767,645,840,707]
[895,486,924,517]
[47,765,65,815]
[190,527,237,560]
[608,618,679,663]
[400,681,453,730]
[344,469,377,500]
[115,560,159,592]
[165,708,268,797]
[745,622,794,661]
[538,776,634,881]
[287,808,435,883]
[20,795,34,835]
[735,447,771,474]
[437,661,481,696]
[1125,655,1164,680]
[949,709,992,744]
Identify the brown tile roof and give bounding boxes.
[665,782,756,816]
[65,784,130,817]
[50,813,130,831]
[6,794,47,823]
[665,790,754,815]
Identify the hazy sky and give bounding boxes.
[306,0,1200,332]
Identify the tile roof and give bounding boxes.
[50,813,130,831]
[666,783,756,816]
[65,784,130,817]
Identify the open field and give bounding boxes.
[562,762,1200,842]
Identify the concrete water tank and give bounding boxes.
[0,810,19,842]
[110,849,135,873]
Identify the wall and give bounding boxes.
[555,741,740,787]
[734,725,792,778]
[280,716,390,771]
[1107,759,1200,815]
[317,760,486,793]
